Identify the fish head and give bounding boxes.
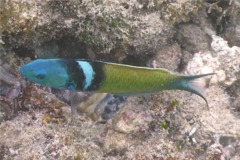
[19,59,68,89]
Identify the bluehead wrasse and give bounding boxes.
[19,59,214,107]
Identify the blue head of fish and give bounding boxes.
[19,59,69,89]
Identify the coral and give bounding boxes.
[0,0,133,55]
[0,0,240,159]
[0,0,208,58]
[0,54,24,122]
[154,0,204,23]
[0,0,135,54]
[204,0,240,47]
[186,35,240,86]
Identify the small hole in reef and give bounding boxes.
[13,46,35,59]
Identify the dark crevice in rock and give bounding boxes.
[13,46,35,59]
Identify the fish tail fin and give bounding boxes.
[178,73,215,108]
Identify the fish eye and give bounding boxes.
[36,73,46,79]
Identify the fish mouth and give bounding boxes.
[19,66,26,77]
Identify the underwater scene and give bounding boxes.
[0,0,240,159]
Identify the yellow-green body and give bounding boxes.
[98,63,178,94]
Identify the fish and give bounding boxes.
[19,59,214,106]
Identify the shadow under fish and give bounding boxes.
[70,92,126,122]
[52,88,126,122]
